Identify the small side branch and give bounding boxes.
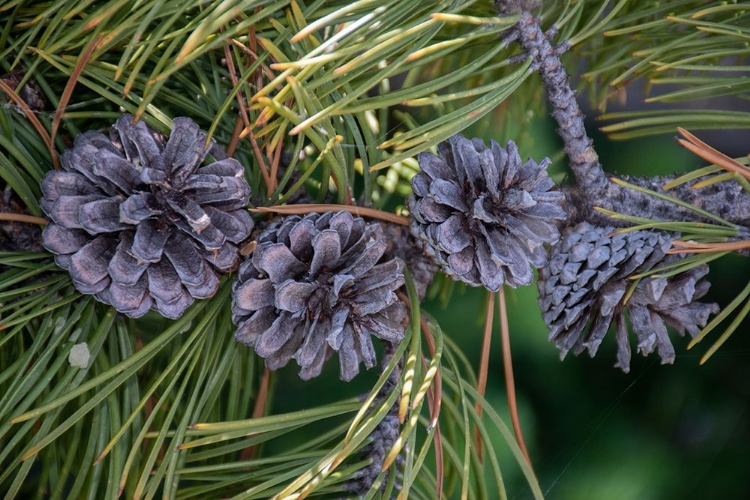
[503,7,608,199]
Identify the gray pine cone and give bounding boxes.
[342,407,401,497]
[343,341,403,498]
[231,211,408,381]
[408,134,566,291]
[39,115,253,319]
[538,222,719,372]
[379,222,438,301]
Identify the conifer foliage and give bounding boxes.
[1,1,748,498]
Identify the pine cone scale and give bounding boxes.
[188,177,250,208]
[356,260,403,293]
[359,308,405,342]
[42,225,89,255]
[255,314,297,358]
[119,193,162,224]
[196,159,243,177]
[146,260,184,303]
[69,235,118,293]
[41,171,99,199]
[79,198,126,233]
[234,308,274,345]
[429,179,467,211]
[295,325,326,366]
[436,215,471,253]
[340,238,387,278]
[234,276,275,312]
[109,233,148,285]
[173,218,225,250]
[275,280,319,313]
[204,207,252,243]
[109,276,150,314]
[253,243,306,283]
[309,230,342,277]
[93,152,141,192]
[447,246,475,276]
[49,194,105,228]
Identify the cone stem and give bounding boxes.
[510,10,608,198]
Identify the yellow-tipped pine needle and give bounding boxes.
[430,12,518,25]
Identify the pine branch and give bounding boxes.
[498,1,750,239]
[3,1,750,498]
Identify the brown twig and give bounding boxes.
[0,79,58,169]
[474,291,495,462]
[224,40,251,132]
[53,35,102,141]
[233,21,285,194]
[0,213,48,225]
[267,123,285,198]
[253,366,271,419]
[505,9,608,198]
[222,38,273,191]
[227,114,244,158]
[498,288,534,473]
[228,39,278,83]
[251,204,408,225]
[248,127,274,192]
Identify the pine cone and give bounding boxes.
[343,407,401,497]
[344,341,403,497]
[379,222,438,301]
[538,222,719,372]
[39,115,253,319]
[408,134,566,291]
[231,211,408,381]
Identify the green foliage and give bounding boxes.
[580,1,750,135]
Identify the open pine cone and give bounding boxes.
[40,115,253,319]
[231,211,408,381]
[538,222,719,372]
[408,134,565,291]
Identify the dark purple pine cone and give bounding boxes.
[538,222,719,372]
[379,222,438,301]
[231,211,408,381]
[343,341,403,497]
[342,406,402,497]
[408,134,566,291]
[39,115,253,319]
